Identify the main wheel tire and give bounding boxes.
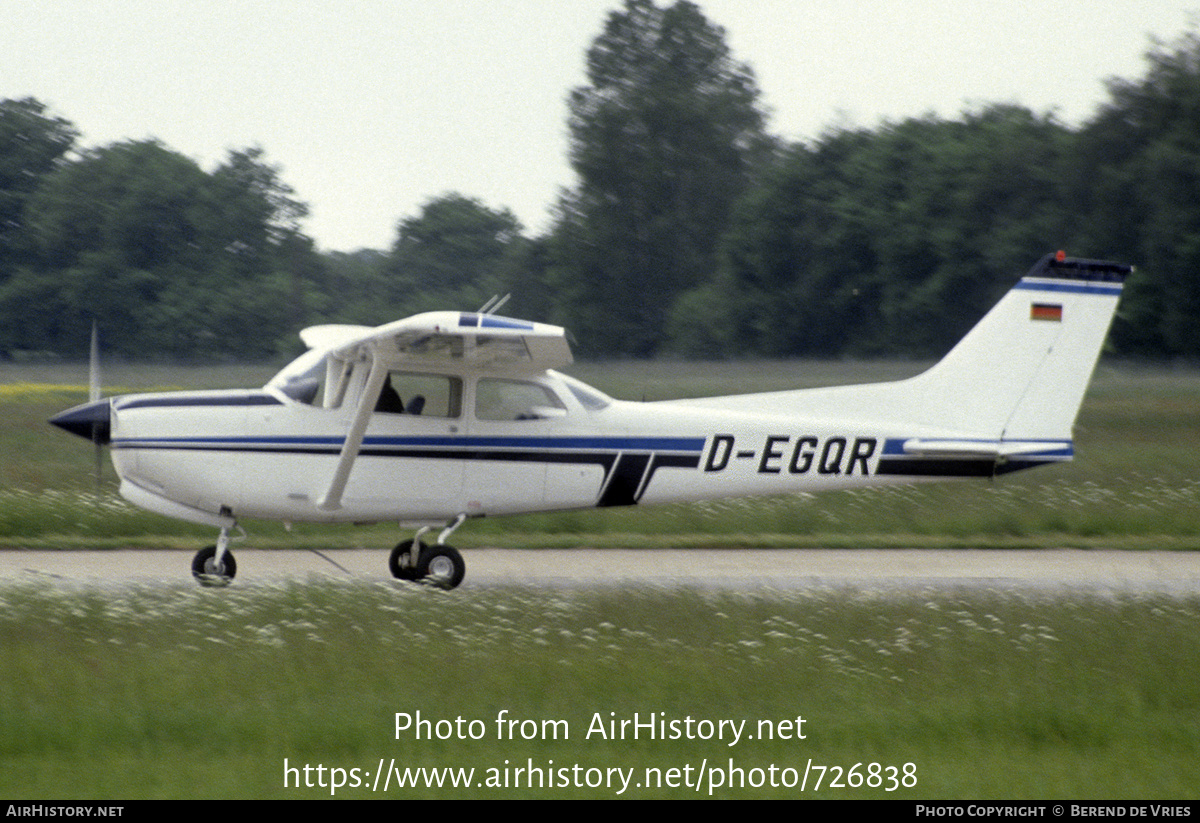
[416,544,465,589]
[388,539,424,581]
[192,545,236,587]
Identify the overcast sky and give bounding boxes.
[5,1,1195,251]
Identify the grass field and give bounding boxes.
[1,358,1198,799]
[2,580,1197,799]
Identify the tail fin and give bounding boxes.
[680,252,1130,467]
[905,252,1130,443]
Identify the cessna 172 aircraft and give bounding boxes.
[51,251,1129,588]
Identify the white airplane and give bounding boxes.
[51,251,1130,588]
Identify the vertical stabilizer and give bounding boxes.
[906,252,1129,443]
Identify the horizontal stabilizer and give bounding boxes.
[900,438,1073,458]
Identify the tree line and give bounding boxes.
[3,0,1200,361]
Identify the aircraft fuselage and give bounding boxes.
[105,367,1057,530]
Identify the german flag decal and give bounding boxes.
[1031,302,1063,322]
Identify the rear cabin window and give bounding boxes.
[475,378,566,421]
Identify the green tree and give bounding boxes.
[550,0,772,355]
[381,193,524,320]
[319,248,388,324]
[0,98,77,277]
[12,140,210,355]
[704,106,1075,357]
[199,147,321,350]
[679,127,878,357]
[4,140,318,358]
[858,107,1076,355]
[1077,30,1200,356]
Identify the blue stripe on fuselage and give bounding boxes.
[112,434,706,453]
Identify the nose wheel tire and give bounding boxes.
[192,545,236,587]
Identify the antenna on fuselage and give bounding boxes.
[477,293,511,315]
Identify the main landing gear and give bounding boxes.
[190,515,468,589]
[389,515,467,590]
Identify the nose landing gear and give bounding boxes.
[192,522,240,587]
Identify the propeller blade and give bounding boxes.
[89,321,101,403]
[88,321,104,485]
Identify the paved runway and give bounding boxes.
[1,547,1198,594]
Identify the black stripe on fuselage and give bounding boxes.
[876,457,1057,477]
[597,453,650,507]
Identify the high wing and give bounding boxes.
[297,323,372,351]
[312,311,572,371]
[268,311,573,511]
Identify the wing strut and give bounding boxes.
[317,354,388,511]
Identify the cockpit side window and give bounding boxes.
[475,378,566,421]
[375,372,462,418]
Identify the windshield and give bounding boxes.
[265,349,327,404]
